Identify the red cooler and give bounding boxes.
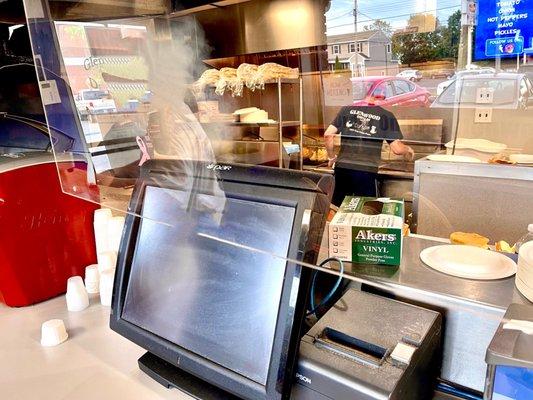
[0,152,99,307]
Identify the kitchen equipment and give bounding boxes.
[485,303,533,400]
[293,289,442,400]
[420,245,517,280]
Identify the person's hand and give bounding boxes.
[404,147,415,161]
[327,155,337,167]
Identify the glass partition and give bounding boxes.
[19,0,533,275]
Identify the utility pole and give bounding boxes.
[354,0,357,33]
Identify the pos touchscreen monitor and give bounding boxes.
[110,160,333,400]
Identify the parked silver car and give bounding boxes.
[431,73,533,110]
[396,69,422,82]
[436,68,496,96]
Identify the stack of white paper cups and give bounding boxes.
[84,264,100,294]
[94,208,112,257]
[516,241,533,302]
[65,276,89,312]
[98,251,117,273]
[108,216,125,253]
[99,269,115,307]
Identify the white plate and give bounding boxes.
[445,138,507,153]
[427,154,482,163]
[516,275,533,302]
[509,154,533,164]
[420,245,517,280]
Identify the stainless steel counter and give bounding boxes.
[318,234,531,392]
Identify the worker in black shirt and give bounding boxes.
[324,106,414,206]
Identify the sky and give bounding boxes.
[326,0,462,35]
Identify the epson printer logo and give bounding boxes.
[206,163,232,171]
[295,372,311,385]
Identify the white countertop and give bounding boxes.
[0,295,193,400]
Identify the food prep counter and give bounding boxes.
[318,234,531,392]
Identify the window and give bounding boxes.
[357,42,363,53]
[373,82,394,99]
[439,78,517,105]
[394,80,414,94]
[387,44,392,53]
[332,44,340,54]
[348,42,356,53]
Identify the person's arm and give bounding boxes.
[324,124,339,167]
[390,139,415,161]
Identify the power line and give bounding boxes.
[326,5,459,30]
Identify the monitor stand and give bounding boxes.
[138,352,239,400]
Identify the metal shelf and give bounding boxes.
[201,121,300,128]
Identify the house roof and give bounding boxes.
[326,30,378,44]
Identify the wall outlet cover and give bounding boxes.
[474,107,493,123]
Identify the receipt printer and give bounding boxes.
[292,289,442,399]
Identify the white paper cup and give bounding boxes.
[66,276,89,312]
[94,208,112,225]
[97,251,117,273]
[41,319,68,347]
[94,220,109,255]
[84,265,100,294]
[107,216,125,253]
[99,269,115,307]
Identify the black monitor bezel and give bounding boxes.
[110,161,332,400]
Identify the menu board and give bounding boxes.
[475,0,533,60]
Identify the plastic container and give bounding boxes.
[515,224,533,253]
[0,155,99,307]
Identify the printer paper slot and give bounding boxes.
[314,327,388,367]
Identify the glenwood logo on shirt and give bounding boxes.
[355,230,396,242]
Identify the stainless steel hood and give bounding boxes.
[179,0,328,58]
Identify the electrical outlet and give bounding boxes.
[476,87,494,104]
[474,107,492,123]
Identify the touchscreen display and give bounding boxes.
[122,186,296,385]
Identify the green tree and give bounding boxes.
[436,10,461,59]
[364,19,393,37]
[392,11,461,65]
[334,55,343,71]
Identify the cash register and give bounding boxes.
[110,160,442,400]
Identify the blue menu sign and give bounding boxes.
[475,0,533,60]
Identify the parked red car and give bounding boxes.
[350,76,431,107]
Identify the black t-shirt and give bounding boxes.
[331,106,403,172]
